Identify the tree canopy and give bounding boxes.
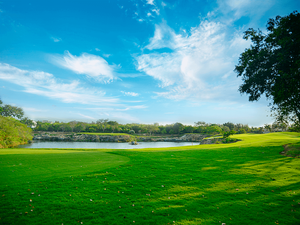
[0,100,24,119]
[235,11,300,126]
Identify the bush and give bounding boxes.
[0,116,33,148]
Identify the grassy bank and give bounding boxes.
[0,115,32,148]
[0,133,299,224]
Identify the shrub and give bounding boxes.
[0,116,33,148]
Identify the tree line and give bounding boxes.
[33,120,273,135]
[1,99,297,136]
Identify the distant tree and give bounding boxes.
[147,124,159,136]
[221,126,230,133]
[223,122,235,130]
[47,125,54,132]
[52,123,61,132]
[165,125,173,134]
[161,129,167,134]
[223,130,236,138]
[108,121,119,133]
[20,117,34,127]
[129,130,135,134]
[74,123,85,132]
[194,121,206,126]
[264,124,272,132]
[97,119,109,132]
[235,123,244,130]
[88,127,96,133]
[173,122,184,134]
[206,125,222,135]
[235,11,300,127]
[238,128,247,134]
[184,125,194,133]
[68,121,77,132]
[131,125,140,133]
[0,104,24,119]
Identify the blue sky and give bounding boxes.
[0,0,299,126]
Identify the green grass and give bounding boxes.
[79,132,132,136]
[283,143,300,158]
[0,133,299,224]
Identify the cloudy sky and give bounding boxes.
[0,0,299,126]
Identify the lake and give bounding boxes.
[18,141,197,149]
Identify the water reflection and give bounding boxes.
[18,141,195,149]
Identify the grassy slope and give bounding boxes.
[0,116,32,148]
[0,133,299,225]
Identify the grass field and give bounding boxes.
[0,132,299,224]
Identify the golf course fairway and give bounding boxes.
[0,132,299,224]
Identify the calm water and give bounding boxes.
[18,141,196,149]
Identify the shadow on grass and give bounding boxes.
[0,138,299,224]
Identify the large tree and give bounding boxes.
[0,99,24,119]
[235,11,300,126]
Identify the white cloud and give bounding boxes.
[84,105,147,112]
[216,0,275,23]
[146,0,155,5]
[78,113,96,120]
[109,112,140,123]
[52,51,115,83]
[102,54,111,58]
[136,11,251,102]
[121,91,140,97]
[128,0,160,23]
[23,107,47,112]
[51,37,62,42]
[95,48,101,51]
[152,8,160,15]
[0,63,119,105]
[144,21,177,50]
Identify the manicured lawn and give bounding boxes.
[0,133,299,224]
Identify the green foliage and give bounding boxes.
[235,11,300,124]
[0,115,33,148]
[206,125,222,134]
[0,103,24,119]
[32,120,268,136]
[223,122,235,130]
[223,130,237,138]
[238,128,247,134]
[20,117,34,127]
[87,127,97,133]
[172,122,184,134]
[222,137,240,143]
[223,131,231,138]
[161,128,167,134]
